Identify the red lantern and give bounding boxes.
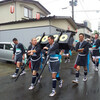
[68,25,70,30]
[36,13,40,20]
[76,29,78,32]
[10,6,14,14]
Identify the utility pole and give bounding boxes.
[69,0,78,20]
[72,0,74,19]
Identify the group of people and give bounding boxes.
[72,33,100,84]
[11,33,100,97]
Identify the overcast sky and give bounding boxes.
[0,0,100,32]
[36,0,100,32]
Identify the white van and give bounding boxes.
[0,42,27,62]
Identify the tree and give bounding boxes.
[94,30,100,34]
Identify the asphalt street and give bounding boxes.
[0,53,100,100]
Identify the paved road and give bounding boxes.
[0,53,100,100]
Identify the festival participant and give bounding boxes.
[43,35,63,97]
[63,48,71,63]
[28,38,42,90]
[72,33,89,84]
[92,33,100,71]
[11,38,26,78]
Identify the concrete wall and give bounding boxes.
[0,19,76,32]
[0,26,57,48]
[50,19,76,32]
[0,20,50,30]
[0,19,77,48]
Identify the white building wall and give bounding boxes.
[0,3,16,23]
[0,1,48,23]
[75,28,92,41]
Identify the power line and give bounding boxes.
[87,18,100,21]
[74,10,100,12]
[78,0,90,19]
[35,0,61,5]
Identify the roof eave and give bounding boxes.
[0,16,78,31]
[0,0,13,5]
[76,23,92,32]
[67,17,78,29]
[0,0,51,15]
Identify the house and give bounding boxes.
[75,23,92,41]
[0,16,78,47]
[0,0,50,23]
[0,0,78,48]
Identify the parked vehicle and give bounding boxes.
[0,42,27,62]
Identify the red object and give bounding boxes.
[36,13,40,20]
[29,61,31,69]
[76,29,78,33]
[74,64,77,69]
[68,25,70,30]
[10,6,14,14]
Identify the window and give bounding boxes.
[24,7,32,18]
[29,9,32,18]
[40,14,45,18]
[24,7,28,17]
[5,44,12,50]
[0,44,4,49]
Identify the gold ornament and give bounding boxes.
[42,36,48,42]
[53,34,59,41]
[36,36,41,42]
[60,34,68,41]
